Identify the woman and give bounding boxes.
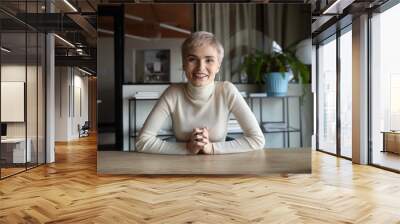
[136,31,265,154]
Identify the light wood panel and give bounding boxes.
[98,149,311,175]
[1,135,400,223]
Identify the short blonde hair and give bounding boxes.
[181,31,224,64]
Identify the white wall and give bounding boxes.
[55,67,69,141]
[1,63,46,163]
[1,65,36,137]
[55,67,89,141]
[72,73,89,138]
[122,37,185,83]
[98,37,185,83]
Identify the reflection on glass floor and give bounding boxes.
[0,167,25,177]
[373,150,400,171]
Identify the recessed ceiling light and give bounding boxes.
[78,67,93,76]
[97,28,114,35]
[125,34,150,42]
[63,0,78,12]
[159,23,191,35]
[1,47,11,53]
[98,28,150,41]
[125,14,144,22]
[322,0,354,14]
[54,34,75,48]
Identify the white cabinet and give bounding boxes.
[1,138,32,163]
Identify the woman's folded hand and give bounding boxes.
[186,128,213,154]
[200,128,213,154]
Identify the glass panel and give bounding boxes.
[38,32,45,164]
[97,15,115,149]
[318,37,337,154]
[26,0,38,169]
[1,30,28,177]
[339,29,352,158]
[27,31,38,169]
[0,1,46,178]
[371,4,400,171]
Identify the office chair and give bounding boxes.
[79,121,90,138]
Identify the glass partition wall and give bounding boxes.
[97,9,117,150]
[316,26,353,159]
[370,3,400,171]
[339,28,352,159]
[317,35,337,155]
[0,2,46,179]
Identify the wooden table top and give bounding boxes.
[97,148,311,175]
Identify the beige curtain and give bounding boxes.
[263,4,311,51]
[196,4,310,82]
[196,3,262,82]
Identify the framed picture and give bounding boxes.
[142,49,170,83]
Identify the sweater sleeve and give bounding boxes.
[135,86,190,155]
[212,82,265,154]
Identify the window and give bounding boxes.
[370,3,400,171]
[339,28,352,158]
[0,1,46,179]
[317,36,337,154]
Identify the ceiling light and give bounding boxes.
[54,34,75,48]
[125,34,150,41]
[322,0,354,14]
[125,14,144,22]
[98,28,150,41]
[159,23,191,35]
[1,47,11,53]
[97,28,114,35]
[63,0,78,12]
[78,67,93,76]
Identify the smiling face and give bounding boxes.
[183,45,221,87]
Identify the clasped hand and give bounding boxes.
[186,127,213,154]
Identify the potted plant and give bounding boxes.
[241,50,310,96]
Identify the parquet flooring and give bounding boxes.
[1,135,400,223]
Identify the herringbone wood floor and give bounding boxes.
[1,135,400,224]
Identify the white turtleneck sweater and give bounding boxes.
[135,81,265,154]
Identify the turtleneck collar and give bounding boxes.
[185,81,216,102]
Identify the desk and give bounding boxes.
[1,138,31,163]
[97,148,311,175]
[382,131,400,154]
